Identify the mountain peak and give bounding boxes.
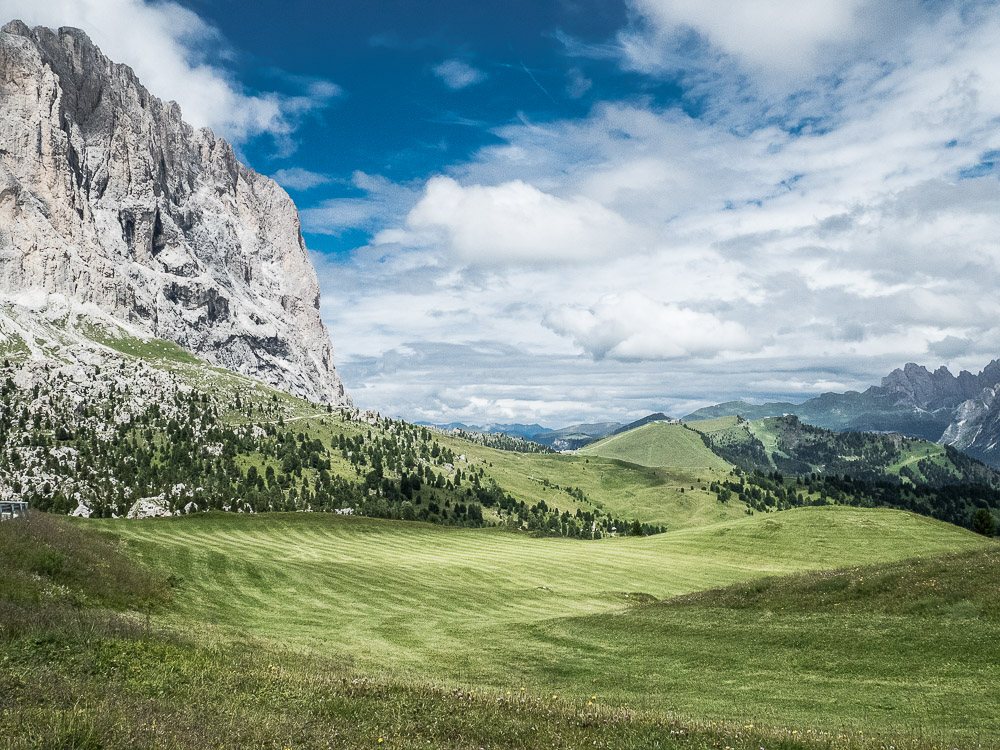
[0,22,350,405]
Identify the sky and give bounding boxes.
[6,0,1000,426]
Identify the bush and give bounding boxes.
[971,508,997,537]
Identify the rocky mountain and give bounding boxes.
[684,360,1000,468]
[0,21,350,406]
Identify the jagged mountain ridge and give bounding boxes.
[684,359,1000,468]
[0,21,350,405]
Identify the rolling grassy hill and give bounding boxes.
[3,508,998,748]
[687,414,999,487]
[95,506,983,673]
[577,421,732,471]
[0,321,750,535]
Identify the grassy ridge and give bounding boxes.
[578,422,732,470]
[466,446,743,528]
[670,546,1000,617]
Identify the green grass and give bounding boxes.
[1,629,915,750]
[3,509,998,748]
[86,508,993,732]
[0,512,169,613]
[463,445,742,528]
[683,415,744,435]
[81,323,203,364]
[578,422,732,471]
[671,545,1000,617]
[533,546,1000,737]
[885,442,951,480]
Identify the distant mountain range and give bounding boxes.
[423,359,1000,469]
[419,413,685,451]
[418,420,626,450]
[684,360,1000,468]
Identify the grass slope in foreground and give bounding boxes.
[3,506,998,748]
[85,507,999,739]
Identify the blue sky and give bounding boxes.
[8,0,1000,426]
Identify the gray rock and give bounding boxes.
[0,21,351,406]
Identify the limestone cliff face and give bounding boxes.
[0,21,351,406]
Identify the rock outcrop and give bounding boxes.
[879,361,1000,411]
[0,21,351,406]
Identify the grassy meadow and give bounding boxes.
[2,505,999,748]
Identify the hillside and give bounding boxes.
[670,544,1000,617]
[5,317,998,539]
[98,508,982,665]
[3,508,997,748]
[688,414,1000,486]
[683,359,1000,468]
[0,316,747,534]
[686,415,1000,530]
[577,421,731,470]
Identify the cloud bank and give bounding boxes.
[314,1,1000,425]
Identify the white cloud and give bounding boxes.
[398,176,640,264]
[4,0,339,143]
[432,59,487,89]
[565,67,592,98]
[271,168,332,191]
[297,3,1000,424]
[624,0,873,74]
[544,293,753,361]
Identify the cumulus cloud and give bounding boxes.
[544,293,753,361]
[432,59,487,89]
[314,3,1000,424]
[397,176,639,264]
[271,168,332,191]
[4,0,339,144]
[622,0,873,75]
